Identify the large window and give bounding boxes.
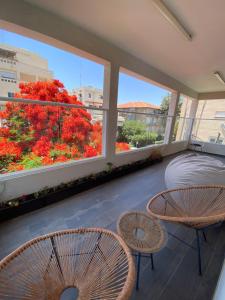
[172,94,194,142]
[192,99,225,145]
[116,70,171,152]
[0,29,105,174]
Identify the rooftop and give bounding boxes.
[117,101,160,109]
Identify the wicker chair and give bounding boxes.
[0,228,135,300]
[117,211,167,290]
[147,186,225,275]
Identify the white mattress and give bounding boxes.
[165,153,225,189]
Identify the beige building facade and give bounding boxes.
[0,44,53,101]
[175,95,194,141]
[73,86,104,122]
[192,99,225,144]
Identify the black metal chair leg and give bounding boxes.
[136,252,141,290]
[150,253,154,270]
[202,230,207,242]
[196,229,202,276]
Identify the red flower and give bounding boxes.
[116,142,130,152]
[55,155,69,163]
[32,136,52,156]
[0,79,106,172]
[0,138,22,160]
[7,163,24,172]
[84,145,98,158]
[42,156,54,165]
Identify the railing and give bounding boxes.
[0,97,107,174]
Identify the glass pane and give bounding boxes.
[172,94,194,142]
[116,71,171,151]
[0,29,105,174]
[192,119,225,144]
[192,99,225,144]
[117,111,167,151]
[0,29,104,100]
[0,101,104,175]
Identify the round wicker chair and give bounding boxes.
[146,186,225,275]
[0,228,135,300]
[117,211,167,290]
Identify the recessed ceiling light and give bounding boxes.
[152,0,192,41]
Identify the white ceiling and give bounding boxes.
[25,0,225,93]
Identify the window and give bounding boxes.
[38,76,48,82]
[0,70,16,80]
[209,136,224,144]
[20,73,36,82]
[172,94,194,142]
[116,70,171,152]
[0,28,105,174]
[209,137,216,143]
[192,99,225,144]
[215,111,225,118]
[88,93,92,98]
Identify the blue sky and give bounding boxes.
[0,29,169,105]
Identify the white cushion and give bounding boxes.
[165,153,225,189]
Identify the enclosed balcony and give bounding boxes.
[0,1,225,300]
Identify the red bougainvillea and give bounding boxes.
[115,142,131,152]
[0,79,130,173]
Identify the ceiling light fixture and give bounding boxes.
[214,71,225,85]
[152,0,192,41]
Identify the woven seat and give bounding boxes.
[147,186,225,275]
[117,211,167,289]
[0,228,135,300]
[147,186,225,229]
[117,211,167,253]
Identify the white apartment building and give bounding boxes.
[73,86,104,122]
[0,44,53,101]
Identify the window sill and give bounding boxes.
[0,155,105,181]
[115,143,165,156]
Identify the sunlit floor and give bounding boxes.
[0,151,225,300]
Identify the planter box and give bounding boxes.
[0,157,162,222]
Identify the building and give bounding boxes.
[0,44,53,101]
[117,101,165,134]
[192,99,225,144]
[73,86,104,122]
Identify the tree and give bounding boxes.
[0,80,129,173]
[160,94,182,116]
[118,120,158,148]
[160,95,170,114]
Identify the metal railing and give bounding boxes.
[0,96,108,112]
